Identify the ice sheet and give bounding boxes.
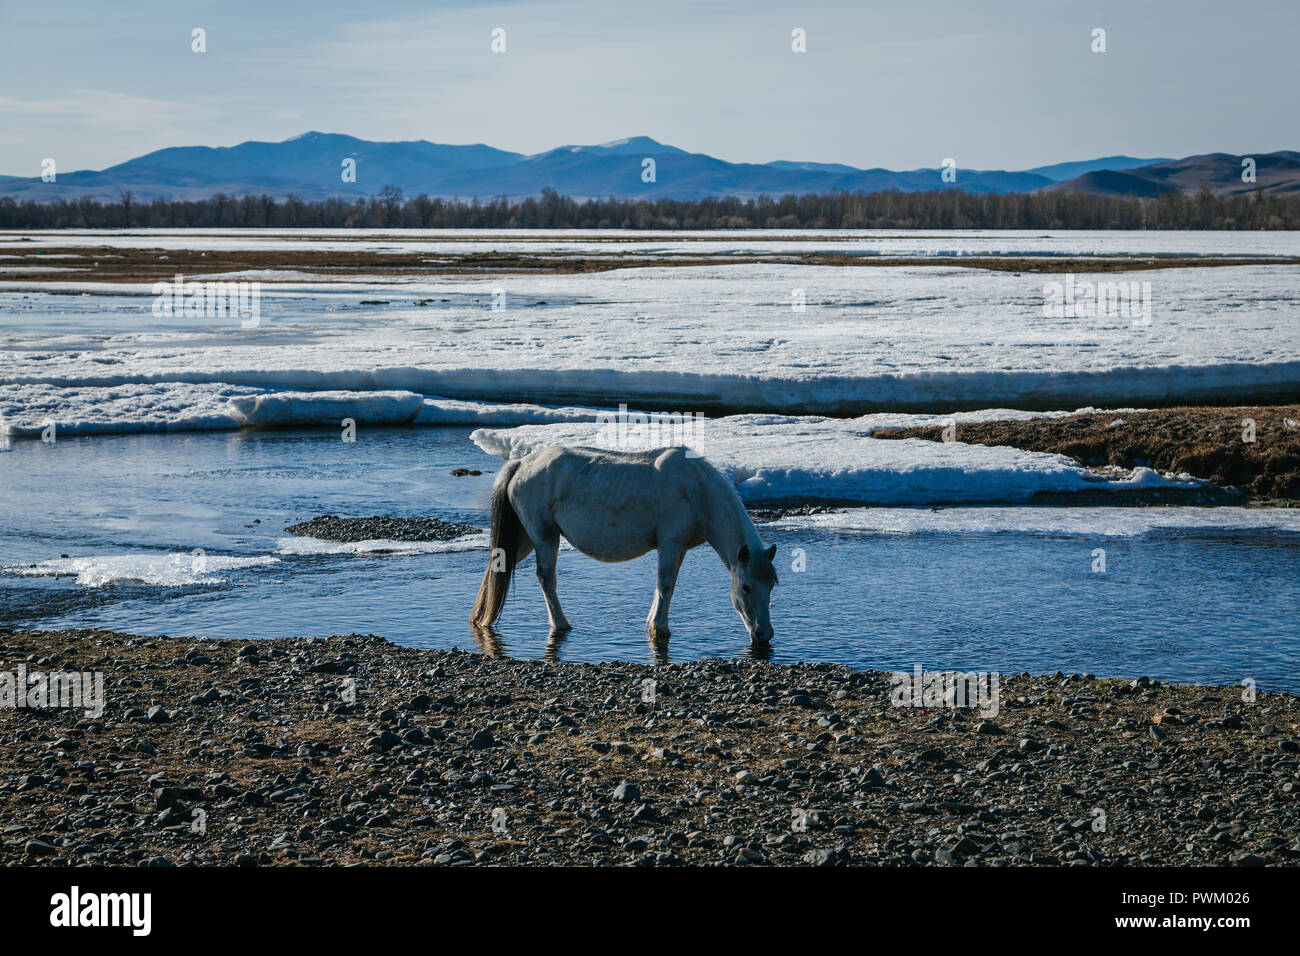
[469,414,1202,505]
[4,228,1299,257]
[2,263,1297,422]
[770,506,1300,536]
[274,533,487,555]
[3,553,279,587]
[227,390,425,427]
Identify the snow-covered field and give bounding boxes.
[1,231,1297,507]
[4,227,1300,257]
[2,261,1297,423]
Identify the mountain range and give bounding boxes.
[2,132,1295,203]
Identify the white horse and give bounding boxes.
[471,445,778,644]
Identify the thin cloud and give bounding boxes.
[0,91,218,131]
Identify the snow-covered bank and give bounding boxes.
[9,361,1296,419]
[412,397,611,427]
[0,386,621,437]
[274,533,487,556]
[2,262,1298,422]
[769,506,1300,537]
[470,415,1203,506]
[0,366,1121,441]
[0,382,256,436]
[227,390,425,427]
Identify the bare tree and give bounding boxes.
[377,185,404,226]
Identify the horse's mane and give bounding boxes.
[687,454,778,583]
[687,453,748,513]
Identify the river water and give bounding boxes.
[3,426,1297,691]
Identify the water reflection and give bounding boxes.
[470,623,505,658]
[472,617,773,667]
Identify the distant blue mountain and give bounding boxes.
[122,132,522,183]
[1023,155,1171,182]
[0,134,1268,202]
[1046,151,1300,197]
[4,133,526,203]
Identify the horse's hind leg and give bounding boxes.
[531,528,571,634]
[647,544,684,641]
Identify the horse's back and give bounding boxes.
[532,444,686,466]
[521,444,695,483]
[509,445,706,561]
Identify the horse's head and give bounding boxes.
[731,543,778,643]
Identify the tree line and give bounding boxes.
[2,185,1297,230]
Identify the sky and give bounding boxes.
[1,0,1296,176]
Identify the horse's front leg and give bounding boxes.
[647,544,684,641]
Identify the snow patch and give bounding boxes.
[413,397,609,426]
[0,382,252,436]
[226,390,425,427]
[4,553,278,587]
[470,414,1202,505]
[275,533,487,555]
[770,506,1300,537]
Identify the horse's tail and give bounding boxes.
[470,458,530,629]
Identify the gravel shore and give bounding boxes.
[284,515,480,543]
[3,628,1298,867]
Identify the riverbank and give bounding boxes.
[2,628,1297,867]
[874,404,1300,503]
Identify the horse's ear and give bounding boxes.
[764,544,777,562]
[737,544,750,564]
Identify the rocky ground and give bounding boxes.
[285,510,844,541]
[284,515,480,543]
[2,628,1298,867]
[874,405,1300,503]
